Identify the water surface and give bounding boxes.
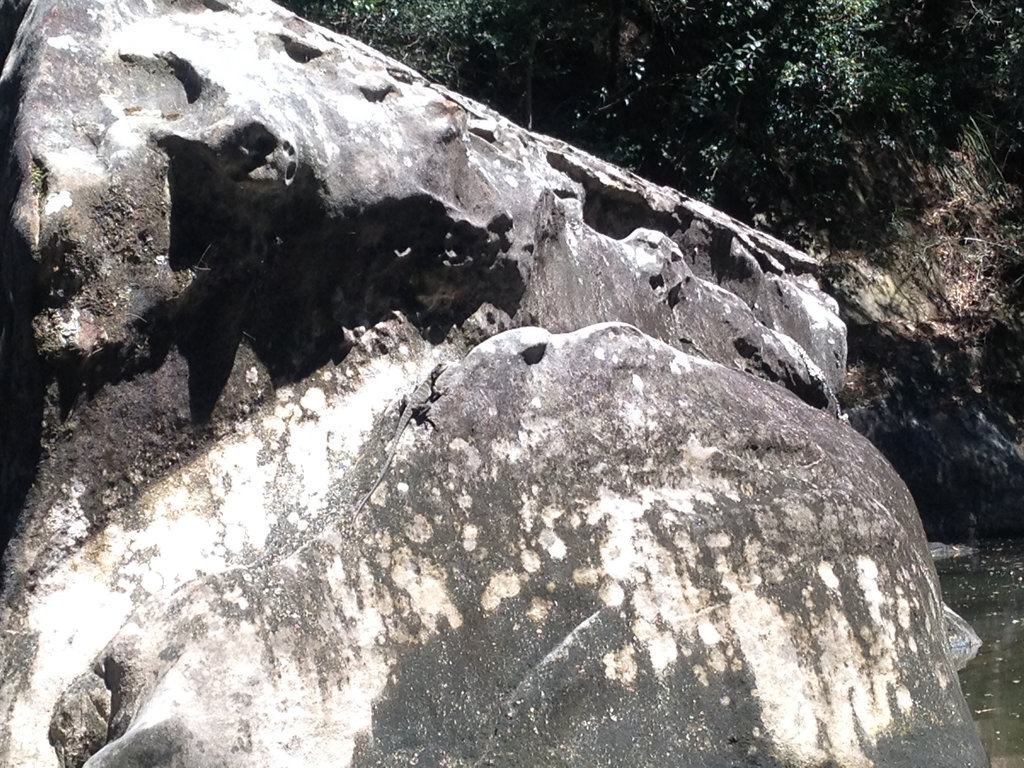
[937,539,1024,767]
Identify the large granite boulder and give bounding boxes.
[22,324,987,767]
[0,0,981,766]
[0,0,847,553]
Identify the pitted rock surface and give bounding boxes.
[0,0,845,554]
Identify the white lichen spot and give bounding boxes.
[527,597,552,623]
[594,347,606,361]
[47,34,80,51]
[856,556,885,625]
[818,561,841,591]
[669,355,692,375]
[573,567,601,587]
[599,580,625,608]
[462,524,477,552]
[529,396,542,409]
[390,548,462,631]
[396,481,410,494]
[730,594,826,765]
[698,622,722,646]
[521,549,542,573]
[631,373,645,393]
[261,414,286,438]
[44,190,72,215]
[646,631,678,676]
[245,366,260,386]
[602,644,638,685]
[693,664,710,687]
[448,438,485,477]
[299,387,327,415]
[896,685,913,713]
[707,532,731,549]
[719,570,742,594]
[519,497,538,533]
[481,570,522,613]
[683,433,719,463]
[594,496,647,581]
[406,514,433,544]
[896,596,911,630]
[540,505,564,527]
[538,528,567,560]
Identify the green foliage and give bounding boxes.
[29,160,47,196]
[281,0,1024,245]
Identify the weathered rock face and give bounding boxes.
[0,0,980,766]
[17,324,985,768]
[0,0,847,552]
[829,255,1024,540]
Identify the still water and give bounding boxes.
[937,540,1024,767]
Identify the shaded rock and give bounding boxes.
[48,669,110,768]
[852,393,1024,540]
[943,604,982,672]
[929,542,980,561]
[519,193,844,411]
[840,323,1024,540]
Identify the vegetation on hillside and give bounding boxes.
[282,3,1019,227]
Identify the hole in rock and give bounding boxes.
[157,54,203,104]
[666,281,686,310]
[467,123,496,143]
[359,83,396,103]
[520,343,547,365]
[280,35,324,64]
[546,150,686,240]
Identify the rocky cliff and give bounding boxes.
[0,0,983,766]
[829,251,1024,541]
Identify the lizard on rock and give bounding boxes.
[353,363,447,514]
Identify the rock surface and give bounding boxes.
[22,324,987,767]
[0,0,981,766]
[830,255,1024,540]
[0,0,847,554]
